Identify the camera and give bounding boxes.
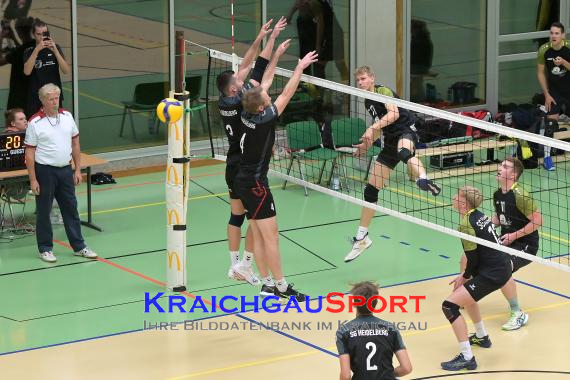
[42,30,50,40]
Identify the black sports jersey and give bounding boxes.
[218,82,254,162]
[237,104,278,183]
[336,315,405,380]
[537,40,570,97]
[364,85,416,137]
[493,183,539,250]
[459,209,511,283]
[23,45,65,115]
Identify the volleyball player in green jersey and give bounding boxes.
[441,186,512,371]
[492,157,542,330]
[537,22,570,170]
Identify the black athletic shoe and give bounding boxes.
[260,284,276,298]
[469,333,492,348]
[441,353,477,371]
[275,284,307,302]
[416,178,441,196]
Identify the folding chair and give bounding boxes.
[120,81,169,139]
[282,121,342,196]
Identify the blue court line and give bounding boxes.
[515,279,570,300]
[419,248,430,252]
[380,235,391,239]
[0,272,458,358]
[400,241,411,246]
[439,255,450,259]
[236,314,339,357]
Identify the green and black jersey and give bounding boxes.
[364,85,416,137]
[458,209,511,283]
[537,40,570,97]
[336,315,405,380]
[493,183,539,250]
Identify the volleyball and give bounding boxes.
[156,98,183,124]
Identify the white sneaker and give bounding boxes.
[233,263,261,286]
[39,251,57,263]
[74,247,98,259]
[227,263,245,281]
[344,235,372,262]
[502,310,529,331]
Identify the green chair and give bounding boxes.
[331,117,381,181]
[120,81,168,140]
[282,121,341,196]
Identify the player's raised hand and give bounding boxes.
[276,39,291,56]
[297,50,318,70]
[271,16,287,38]
[258,19,274,39]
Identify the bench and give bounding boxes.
[414,138,517,179]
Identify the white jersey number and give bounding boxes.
[365,342,378,371]
[240,133,246,154]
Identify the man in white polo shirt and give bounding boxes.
[24,83,97,263]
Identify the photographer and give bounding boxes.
[23,18,69,116]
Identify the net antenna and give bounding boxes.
[230,0,239,72]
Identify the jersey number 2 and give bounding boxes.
[365,342,378,371]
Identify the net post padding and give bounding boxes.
[166,31,189,291]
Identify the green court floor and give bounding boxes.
[0,161,568,356]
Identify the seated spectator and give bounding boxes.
[4,107,27,132]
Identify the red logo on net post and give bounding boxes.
[326,293,426,313]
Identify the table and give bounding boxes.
[0,153,108,231]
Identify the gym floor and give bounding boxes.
[0,161,569,379]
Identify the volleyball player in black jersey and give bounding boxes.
[237,50,318,301]
[216,17,286,285]
[345,65,441,263]
[336,281,412,380]
[492,157,542,330]
[441,186,512,371]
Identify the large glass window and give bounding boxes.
[500,0,557,35]
[410,0,487,107]
[175,0,261,145]
[0,1,73,117]
[497,0,557,107]
[76,0,169,152]
[267,0,350,83]
[499,59,541,106]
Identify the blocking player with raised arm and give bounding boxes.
[237,49,318,301]
[492,157,542,330]
[345,66,441,263]
[441,186,512,371]
[216,17,287,285]
[336,281,412,380]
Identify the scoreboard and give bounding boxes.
[0,132,26,172]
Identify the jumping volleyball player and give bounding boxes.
[216,17,287,285]
[345,66,441,262]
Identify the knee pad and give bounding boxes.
[442,300,461,324]
[250,56,269,83]
[364,184,379,203]
[228,213,245,228]
[398,147,413,164]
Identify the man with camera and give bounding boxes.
[23,19,69,117]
